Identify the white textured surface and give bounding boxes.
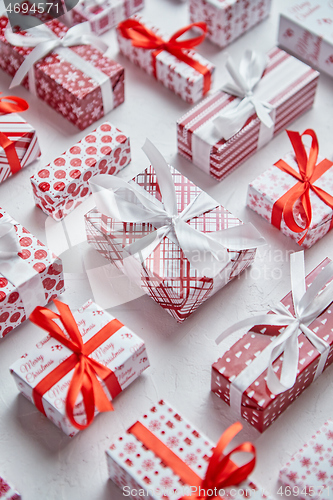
[0,0,333,499]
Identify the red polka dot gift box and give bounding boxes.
[0,208,64,339]
[0,475,20,499]
[30,122,131,222]
[10,299,150,436]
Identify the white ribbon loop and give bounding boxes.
[90,139,265,279]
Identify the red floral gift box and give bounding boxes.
[0,16,124,130]
[212,252,333,433]
[0,207,64,339]
[85,140,265,322]
[10,299,150,436]
[30,122,131,221]
[0,475,20,499]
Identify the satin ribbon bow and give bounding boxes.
[90,139,265,279]
[117,19,211,94]
[29,300,123,430]
[216,251,333,400]
[214,50,273,140]
[271,129,333,245]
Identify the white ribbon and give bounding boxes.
[89,139,265,279]
[215,251,333,412]
[0,213,46,318]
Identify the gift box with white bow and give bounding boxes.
[212,252,333,433]
[177,48,319,181]
[0,475,21,499]
[0,16,125,130]
[0,207,64,339]
[30,121,131,221]
[189,0,272,49]
[85,140,264,322]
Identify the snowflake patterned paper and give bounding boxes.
[30,122,131,221]
[0,475,20,499]
[279,420,333,500]
[189,0,272,48]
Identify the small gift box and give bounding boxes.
[30,122,131,221]
[177,48,319,181]
[71,0,144,36]
[189,0,272,49]
[0,208,64,339]
[247,129,333,249]
[0,16,124,130]
[10,299,150,436]
[278,0,333,78]
[116,16,215,104]
[85,140,264,322]
[106,400,264,500]
[212,252,333,433]
[0,94,41,184]
[279,420,333,500]
[0,476,20,499]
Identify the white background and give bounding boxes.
[1,0,333,499]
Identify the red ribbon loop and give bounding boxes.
[271,129,333,245]
[29,300,123,431]
[0,94,29,114]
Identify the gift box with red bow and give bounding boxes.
[0,16,124,130]
[189,0,272,49]
[30,122,131,221]
[212,252,333,433]
[10,299,150,436]
[247,129,333,248]
[0,207,64,339]
[116,15,215,104]
[0,475,20,499]
[177,48,319,181]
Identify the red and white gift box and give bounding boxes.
[0,16,125,130]
[0,208,64,339]
[279,420,333,500]
[189,0,272,49]
[177,48,319,181]
[116,15,215,104]
[0,476,20,500]
[10,299,150,436]
[278,0,333,79]
[30,122,131,221]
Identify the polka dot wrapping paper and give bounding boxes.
[30,122,131,221]
[212,258,333,433]
[279,420,333,500]
[0,475,20,499]
[0,208,64,339]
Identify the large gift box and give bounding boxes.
[85,140,264,322]
[247,129,333,249]
[10,299,150,436]
[116,16,215,104]
[177,48,319,181]
[0,476,20,499]
[189,0,272,49]
[0,208,64,339]
[0,16,125,130]
[30,121,131,221]
[279,420,333,500]
[212,252,333,433]
[106,400,266,500]
[278,0,333,79]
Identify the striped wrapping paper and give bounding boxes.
[177,47,319,181]
[0,113,41,184]
[0,475,20,499]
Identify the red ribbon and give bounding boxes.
[0,93,29,175]
[271,129,333,245]
[29,300,123,431]
[117,19,211,95]
[128,421,255,500]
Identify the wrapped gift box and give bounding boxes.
[30,122,131,221]
[212,257,333,433]
[0,475,20,499]
[279,420,333,500]
[116,15,215,104]
[177,48,319,181]
[10,299,150,436]
[0,16,125,130]
[189,0,272,49]
[278,0,333,78]
[0,208,64,339]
